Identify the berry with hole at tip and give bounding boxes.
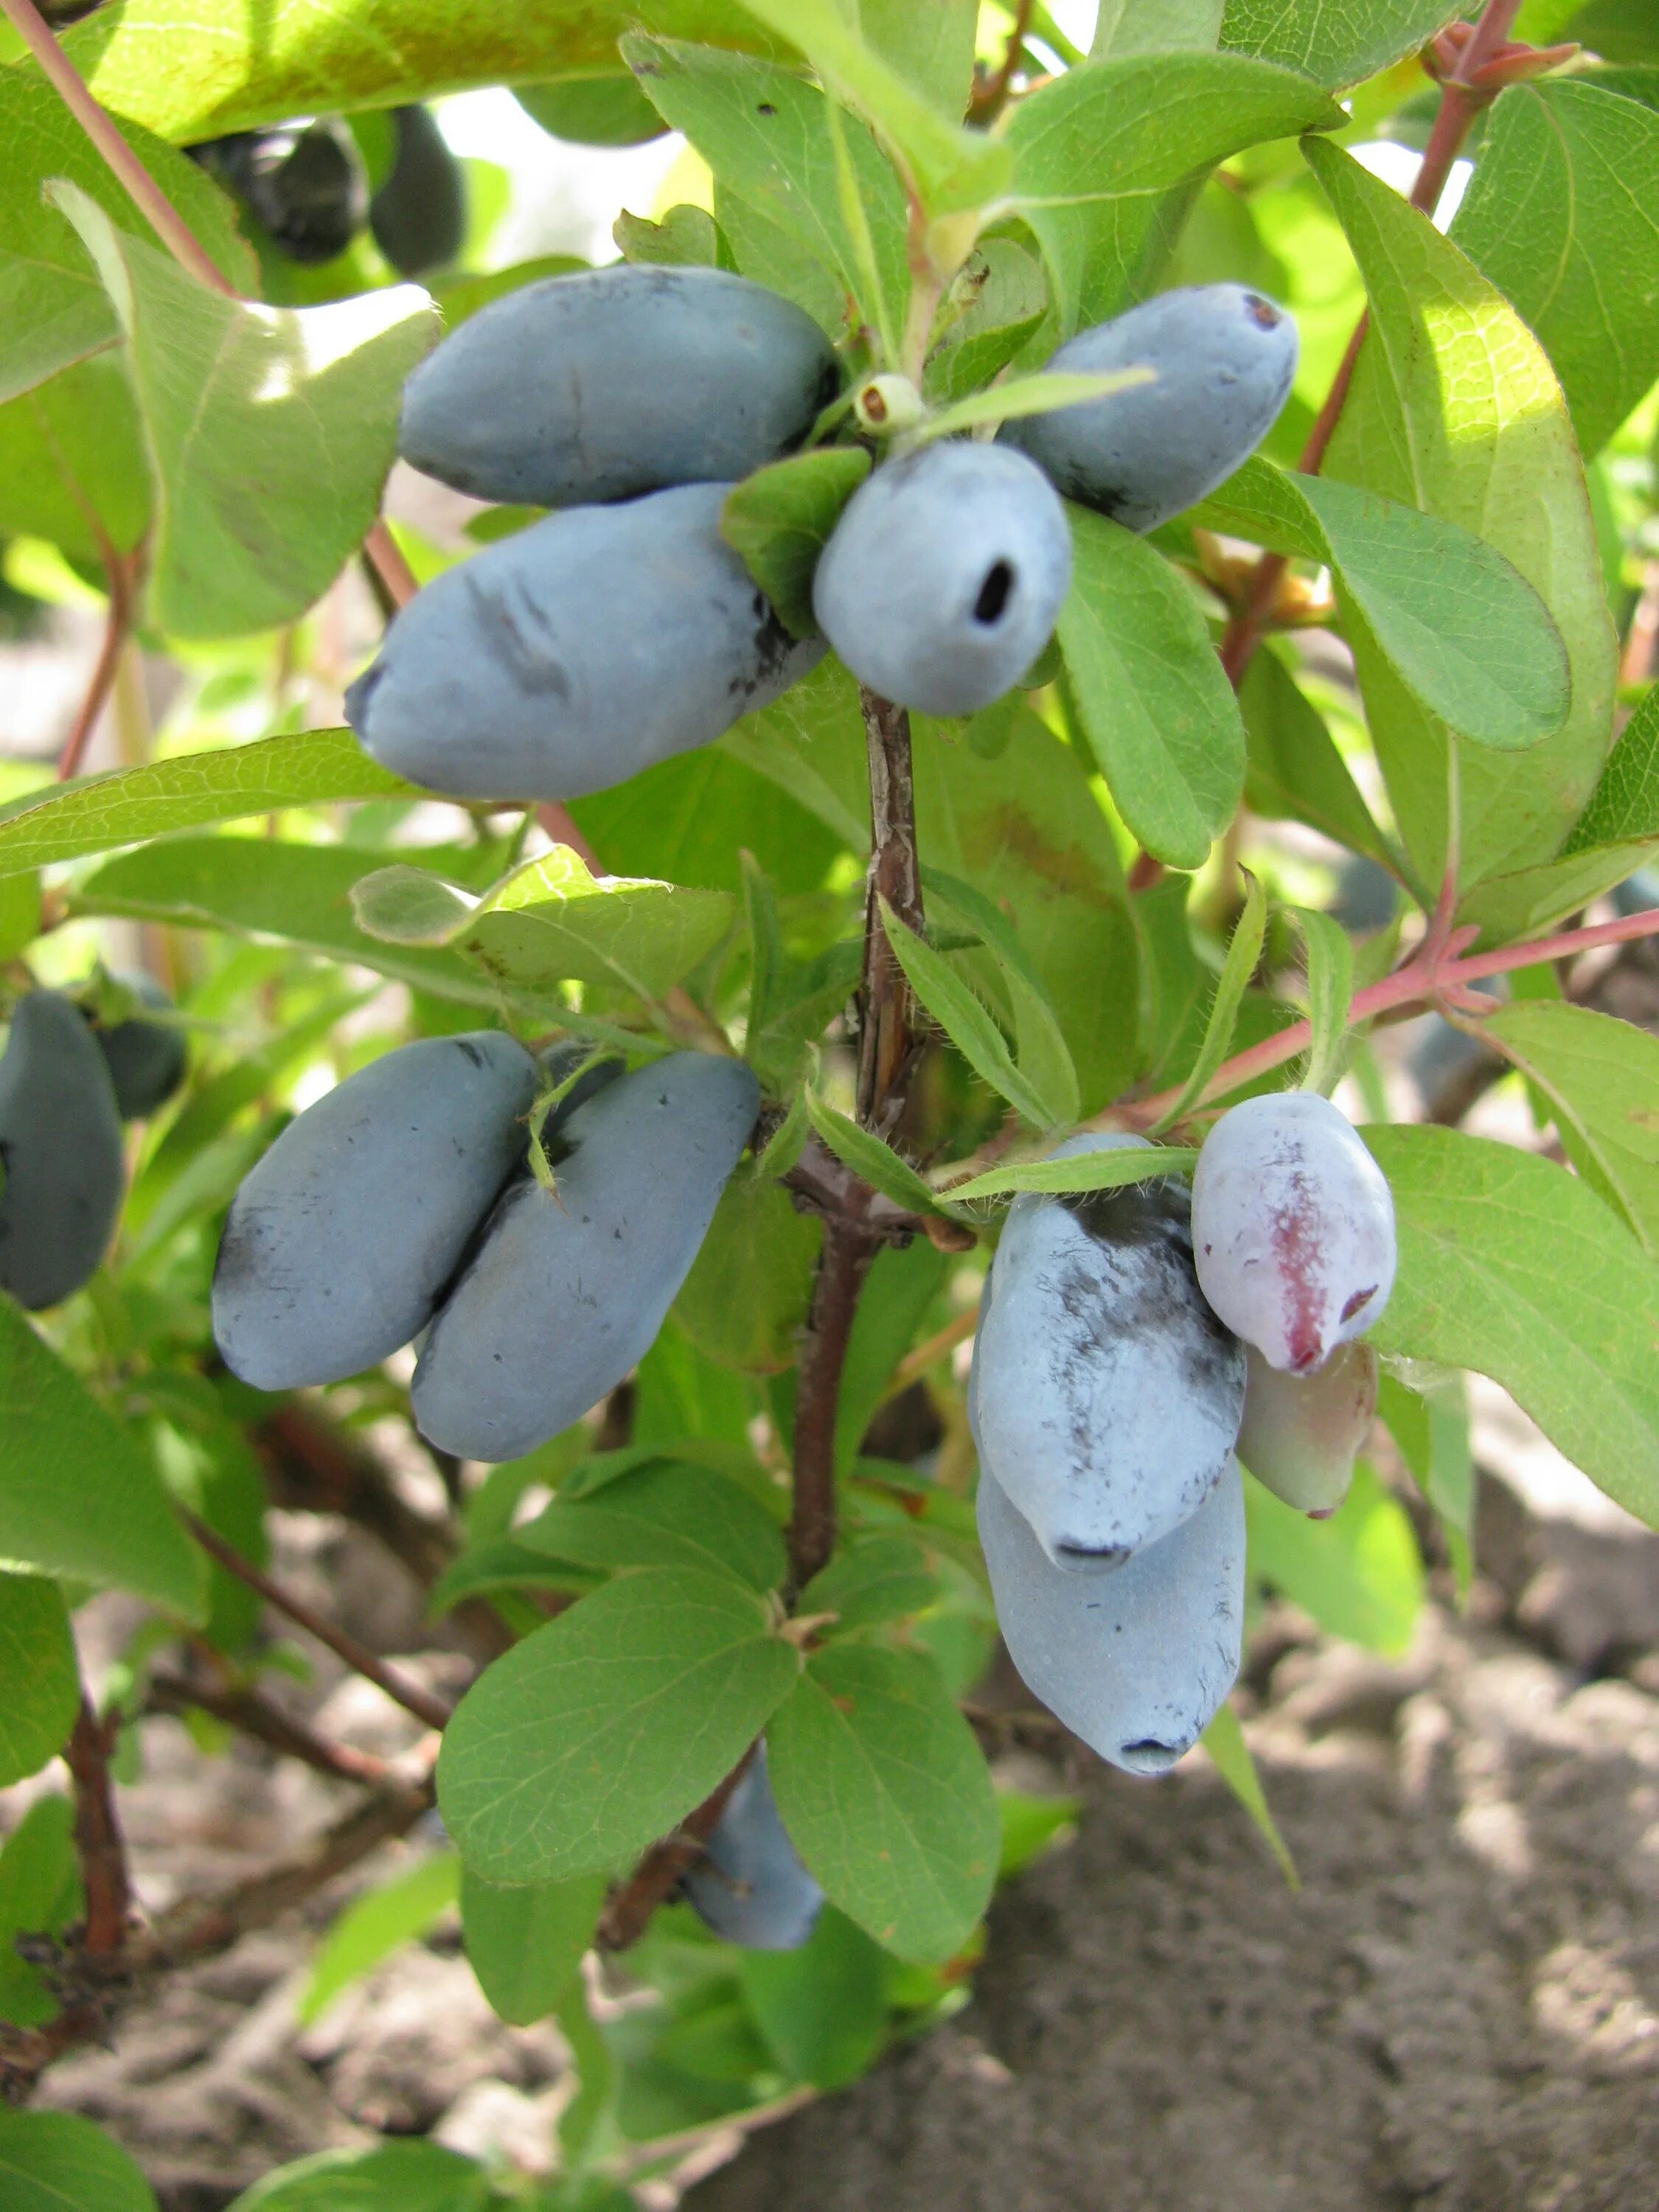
[0,990,125,1311]
[212,1032,539,1392]
[345,481,822,802]
[978,1456,1245,1777]
[399,264,841,509]
[812,440,1072,716]
[969,1133,1246,1572]
[1191,1091,1397,1375]
[1001,284,1298,533]
[411,1053,761,1463]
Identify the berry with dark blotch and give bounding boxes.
[683,1747,824,1952]
[412,1054,760,1463]
[91,973,187,1120]
[1191,1092,1397,1376]
[345,482,822,802]
[1001,285,1298,533]
[978,1458,1245,1777]
[812,441,1072,716]
[969,1134,1246,1572]
[1236,1340,1378,1517]
[189,121,368,265]
[212,1032,539,1392]
[369,107,467,278]
[0,990,125,1311]
[399,265,841,508]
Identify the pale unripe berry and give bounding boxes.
[1191,1093,1396,1374]
[1236,1339,1378,1517]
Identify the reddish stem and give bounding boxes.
[1122,905,1659,1127]
[58,546,136,778]
[63,1695,131,1953]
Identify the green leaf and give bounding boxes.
[71,841,546,1016]
[1196,456,1570,751]
[1363,1124,1659,1528]
[624,36,908,339]
[923,238,1048,406]
[1096,0,1225,55]
[879,896,1062,1127]
[437,1566,797,1883]
[995,1787,1082,1877]
[0,1303,203,1618]
[768,1644,997,1962]
[1200,1703,1298,1887]
[0,1796,81,2028]
[674,1166,822,1374]
[1290,905,1353,1099]
[298,1852,460,2026]
[577,745,840,900]
[1219,0,1461,87]
[917,365,1154,444]
[1057,505,1246,868]
[1478,1003,1659,1257]
[922,866,1081,1129]
[518,1461,788,1594]
[801,1532,938,1634]
[0,354,147,567]
[731,0,1010,216]
[1453,80,1659,462]
[0,729,409,879]
[737,1905,889,2090]
[351,846,736,1005]
[946,1143,1198,1204]
[0,66,254,406]
[721,448,872,639]
[1308,138,1618,894]
[802,1088,958,1220]
[1005,52,1341,332]
[832,1239,948,1477]
[615,201,724,268]
[462,1868,605,2025]
[0,1574,77,1788]
[60,1,779,142]
[858,0,979,113]
[0,2112,157,2212]
[226,2142,490,2212]
[1238,645,1394,868]
[1151,871,1266,1133]
[518,69,669,146]
[52,184,437,639]
[1562,684,1659,855]
[1245,1462,1425,1657]
[427,1538,597,1622]
[1379,1371,1473,1596]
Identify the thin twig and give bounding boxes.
[63,1695,131,1954]
[182,1512,453,1733]
[147,1671,394,1790]
[597,1753,754,1952]
[885,1303,980,1397]
[970,0,1036,123]
[253,1403,456,1590]
[787,1219,879,1591]
[856,686,925,1135]
[2,0,417,613]
[57,546,136,779]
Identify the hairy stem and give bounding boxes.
[182,1512,453,1733]
[63,1695,131,1955]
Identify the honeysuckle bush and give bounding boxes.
[1,0,1658,2203]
